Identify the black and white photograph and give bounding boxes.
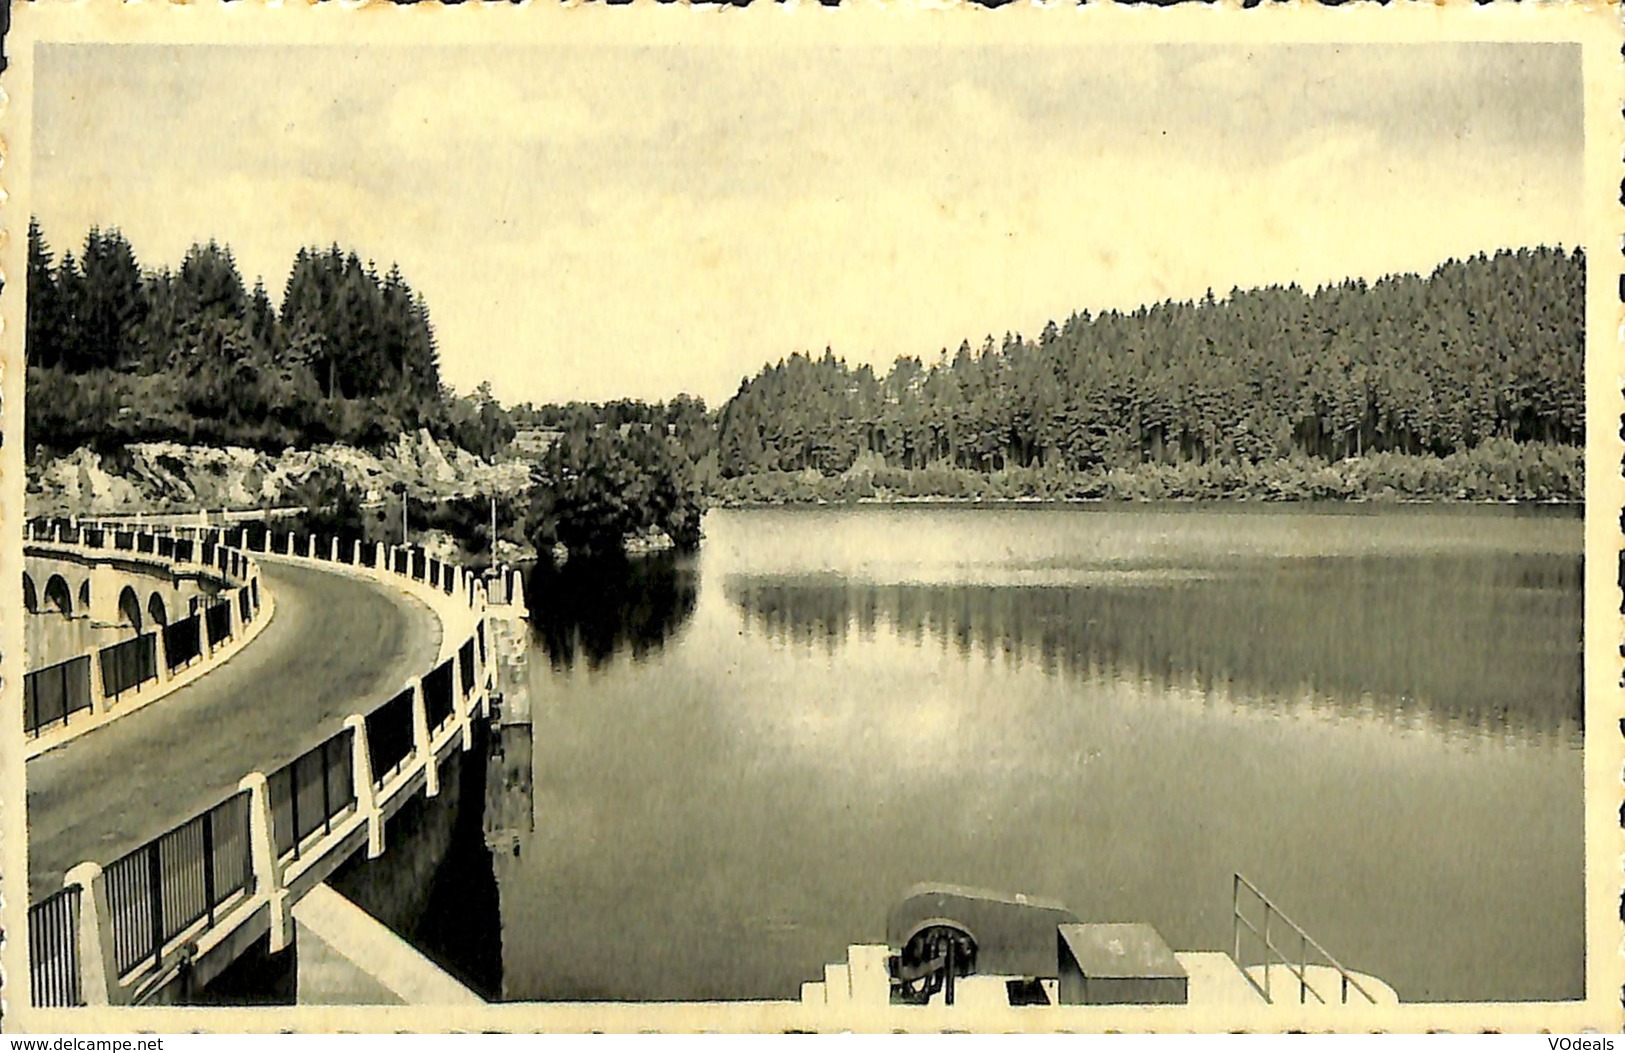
[2,3,1619,1034]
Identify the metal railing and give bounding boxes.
[204,600,233,648]
[367,688,416,784]
[104,792,254,978]
[164,616,203,672]
[28,887,84,1007]
[25,655,95,738]
[1232,873,1376,1005]
[423,658,455,731]
[100,634,158,701]
[459,640,477,697]
[269,728,356,862]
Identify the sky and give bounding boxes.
[30,41,1583,408]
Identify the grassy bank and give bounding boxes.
[709,440,1582,506]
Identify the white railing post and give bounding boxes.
[88,647,110,717]
[409,681,438,797]
[375,541,387,569]
[153,627,171,686]
[238,772,292,952]
[343,715,386,859]
[510,568,527,617]
[329,536,340,562]
[62,863,119,1006]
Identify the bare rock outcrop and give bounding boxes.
[27,431,533,518]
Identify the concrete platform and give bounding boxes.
[807,945,1395,1010]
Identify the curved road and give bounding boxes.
[27,558,441,900]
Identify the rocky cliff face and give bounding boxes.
[26,430,532,517]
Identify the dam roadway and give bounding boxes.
[26,556,442,901]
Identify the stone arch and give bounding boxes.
[44,575,73,616]
[118,585,143,632]
[147,592,169,627]
[78,580,91,610]
[22,573,37,613]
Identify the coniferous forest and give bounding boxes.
[24,219,514,460]
[717,247,1583,477]
[24,218,1586,507]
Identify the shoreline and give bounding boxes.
[705,493,1585,511]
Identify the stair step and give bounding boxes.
[846,945,893,1006]
[824,963,850,1005]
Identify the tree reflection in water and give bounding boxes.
[526,550,699,671]
[724,552,1583,747]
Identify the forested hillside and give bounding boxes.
[24,219,513,459]
[717,248,1584,480]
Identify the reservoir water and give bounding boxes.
[464,504,1582,1004]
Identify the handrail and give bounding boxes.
[1231,873,1376,1006]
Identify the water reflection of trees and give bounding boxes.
[526,551,699,671]
[725,554,1583,746]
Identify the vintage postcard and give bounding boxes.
[0,0,1620,1035]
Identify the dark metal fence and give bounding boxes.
[359,543,377,568]
[205,601,232,648]
[24,655,94,737]
[238,588,253,624]
[174,539,194,563]
[164,616,203,671]
[137,534,155,554]
[269,730,356,862]
[104,793,253,977]
[84,529,105,548]
[201,540,217,566]
[423,660,454,731]
[411,549,426,581]
[157,536,175,558]
[366,689,416,783]
[459,640,477,697]
[28,887,83,1007]
[393,549,409,576]
[478,620,487,666]
[100,635,158,700]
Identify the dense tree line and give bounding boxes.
[717,247,1584,478]
[511,395,716,469]
[24,219,512,458]
[526,420,705,560]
